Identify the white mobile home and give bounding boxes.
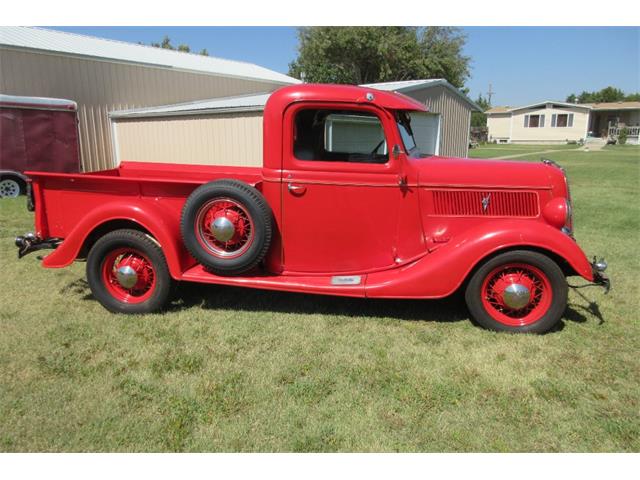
[487,100,640,144]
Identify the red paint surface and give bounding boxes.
[25,84,594,300]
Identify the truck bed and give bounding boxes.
[27,161,264,241]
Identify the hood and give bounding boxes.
[411,155,564,191]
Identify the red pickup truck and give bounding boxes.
[16,84,609,333]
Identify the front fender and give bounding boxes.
[41,199,187,279]
[365,220,593,299]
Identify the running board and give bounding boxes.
[180,265,365,297]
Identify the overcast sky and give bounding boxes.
[45,26,640,106]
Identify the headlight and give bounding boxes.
[563,173,573,234]
[543,197,571,231]
[564,197,573,234]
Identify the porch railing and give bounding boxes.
[608,126,640,138]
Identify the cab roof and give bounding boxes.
[265,84,429,114]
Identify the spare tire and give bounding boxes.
[181,179,273,275]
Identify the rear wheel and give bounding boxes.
[464,250,568,333]
[87,229,173,314]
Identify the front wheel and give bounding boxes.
[465,250,568,333]
[87,229,173,314]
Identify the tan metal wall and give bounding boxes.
[114,113,264,167]
[0,47,286,171]
[408,85,472,157]
[110,84,474,168]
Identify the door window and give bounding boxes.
[293,109,388,164]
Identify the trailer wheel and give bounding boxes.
[87,229,173,314]
[181,179,273,275]
[0,178,23,198]
[464,250,568,334]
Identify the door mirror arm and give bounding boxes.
[392,144,403,159]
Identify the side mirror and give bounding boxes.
[392,144,403,159]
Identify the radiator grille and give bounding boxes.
[430,189,539,217]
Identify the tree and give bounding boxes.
[146,36,208,56]
[288,27,470,88]
[566,86,636,103]
[471,94,491,128]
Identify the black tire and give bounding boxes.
[180,179,273,275]
[464,250,568,334]
[86,229,173,314]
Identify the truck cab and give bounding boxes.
[16,84,609,333]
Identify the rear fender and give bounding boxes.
[41,200,188,279]
[365,220,593,298]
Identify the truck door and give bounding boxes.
[280,103,406,274]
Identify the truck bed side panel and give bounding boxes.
[27,162,264,277]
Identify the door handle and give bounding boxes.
[288,183,306,195]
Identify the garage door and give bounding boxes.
[410,112,441,155]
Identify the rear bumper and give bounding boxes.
[15,233,62,259]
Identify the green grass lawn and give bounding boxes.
[1,145,639,452]
[469,143,581,159]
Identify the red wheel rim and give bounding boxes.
[101,248,156,304]
[481,262,553,326]
[195,197,255,259]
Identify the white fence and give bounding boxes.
[608,126,640,138]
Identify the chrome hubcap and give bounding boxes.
[211,216,236,242]
[502,283,531,310]
[116,265,138,289]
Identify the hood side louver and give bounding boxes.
[429,189,539,217]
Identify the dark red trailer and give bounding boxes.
[0,94,80,198]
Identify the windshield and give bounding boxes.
[396,111,417,153]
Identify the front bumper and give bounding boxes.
[591,257,610,293]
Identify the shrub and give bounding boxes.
[618,128,628,145]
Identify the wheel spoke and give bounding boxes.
[480,262,553,326]
[195,198,255,258]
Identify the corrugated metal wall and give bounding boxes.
[114,113,264,167]
[0,47,285,171]
[409,85,471,157]
[112,84,474,167]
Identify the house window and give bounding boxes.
[551,113,574,128]
[524,114,545,128]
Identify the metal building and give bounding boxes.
[110,79,480,167]
[0,26,299,171]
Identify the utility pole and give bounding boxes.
[487,83,494,106]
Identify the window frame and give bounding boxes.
[524,114,545,128]
[283,102,400,174]
[551,113,574,128]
